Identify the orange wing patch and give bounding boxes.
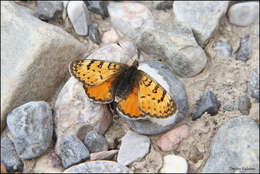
[118,86,145,118]
[85,77,117,103]
[70,59,125,86]
[138,72,176,118]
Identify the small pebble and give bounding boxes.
[85,1,109,19]
[250,68,259,102]
[223,104,234,111]
[156,124,190,152]
[238,96,251,115]
[214,41,232,57]
[117,130,150,166]
[1,136,24,172]
[88,23,101,45]
[35,1,63,21]
[84,130,109,153]
[67,1,89,36]
[192,91,220,120]
[228,2,259,27]
[160,154,188,173]
[235,35,252,62]
[90,150,118,161]
[152,1,173,10]
[101,28,119,44]
[61,135,90,168]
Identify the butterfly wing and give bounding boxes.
[70,59,127,103]
[137,71,177,118]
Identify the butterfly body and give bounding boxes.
[70,59,177,119]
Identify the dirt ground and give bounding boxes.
[13,1,259,173]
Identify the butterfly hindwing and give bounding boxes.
[137,71,177,118]
[70,59,127,86]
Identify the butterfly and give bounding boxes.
[69,59,177,118]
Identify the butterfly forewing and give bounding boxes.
[137,71,177,118]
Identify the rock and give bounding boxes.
[202,117,259,173]
[90,150,118,161]
[64,161,133,173]
[88,23,101,45]
[67,1,89,36]
[108,2,154,40]
[136,21,207,77]
[121,61,188,135]
[238,96,251,115]
[101,28,120,44]
[1,1,87,132]
[250,68,259,101]
[192,91,220,120]
[235,35,252,62]
[117,130,150,166]
[228,2,259,27]
[156,124,190,152]
[61,135,90,169]
[1,136,24,172]
[84,130,109,153]
[33,149,63,173]
[213,41,232,57]
[35,1,63,21]
[160,154,188,173]
[54,77,112,156]
[6,101,53,159]
[85,1,109,19]
[223,104,234,111]
[173,1,229,47]
[152,1,173,10]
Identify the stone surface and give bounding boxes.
[64,161,133,173]
[228,2,259,27]
[108,2,154,40]
[152,1,173,10]
[173,1,229,47]
[156,124,190,152]
[88,23,101,45]
[1,136,24,172]
[202,117,259,173]
[136,21,207,77]
[160,154,188,173]
[90,150,118,161]
[120,61,188,135]
[101,28,120,44]
[85,1,109,19]
[6,101,53,159]
[61,135,90,169]
[84,130,109,153]
[35,1,63,21]
[33,149,63,173]
[192,91,220,120]
[238,96,251,115]
[214,41,232,57]
[1,1,87,132]
[67,1,89,36]
[117,130,150,166]
[250,68,259,101]
[54,77,112,156]
[235,35,252,62]
[223,104,234,111]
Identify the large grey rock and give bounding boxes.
[6,101,53,159]
[64,161,133,173]
[136,21,207,77]
[202,117,259,173]
[235,35,252,62]
[173,1,229,47]
[117,130,150,166]
[1,136,24,172]
[1,1,87,131]
[61,135,90,169]
[35,1,63,21]
[119,61,188,135]
[228,2,259,27]
[250,68,259,102]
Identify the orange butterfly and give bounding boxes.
[69,59,177,118]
